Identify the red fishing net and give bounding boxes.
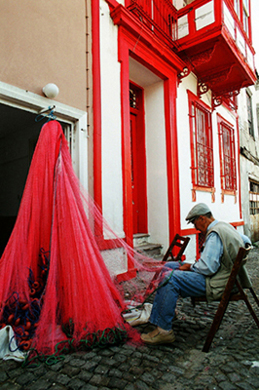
[0,120,165,363]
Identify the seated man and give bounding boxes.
[141,203,251,345]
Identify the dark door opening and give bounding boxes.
[0,104,68,256]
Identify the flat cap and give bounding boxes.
[185,203,211,224]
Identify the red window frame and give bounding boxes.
[188,91,214,201]
[217,114,237,200]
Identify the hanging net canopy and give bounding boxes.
[0,120,166,364]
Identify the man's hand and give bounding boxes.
[179,263,192,271]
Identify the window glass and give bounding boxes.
[246,91,254,137]
[250,180,259,215]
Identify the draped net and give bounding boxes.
[0,120,165,361]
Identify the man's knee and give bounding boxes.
[169,270,193,286]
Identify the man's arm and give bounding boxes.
[179,232,223,275]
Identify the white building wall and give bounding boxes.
[145,81,170,252]
[214,103,242,222]
[98,0,248,262]
[100,0,124,236]
[177,72,244,261]
[99,1,170,251]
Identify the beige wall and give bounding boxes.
[0,0,87,111]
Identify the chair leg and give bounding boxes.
[203,287,259,352]
[240,289,259,329]
[249,287,259,307]
[234,281,259,329]
[202,300,230,353]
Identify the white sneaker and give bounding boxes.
[123,303,152,326]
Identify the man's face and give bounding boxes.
[193,215,207,234]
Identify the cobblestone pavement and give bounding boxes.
[1,248,259,390]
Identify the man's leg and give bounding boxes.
[141,270,206,344]
[162,261,181,270]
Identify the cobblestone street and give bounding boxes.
[1,248,259,390]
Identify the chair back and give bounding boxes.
[162,234,190,263]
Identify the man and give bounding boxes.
[141,203,251,345]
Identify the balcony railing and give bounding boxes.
[126,0,256,96]
[126,0,254,71]
[126,0,178,47]
[176,0,254,72]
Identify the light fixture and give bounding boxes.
[42,83,59,99]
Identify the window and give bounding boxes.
[217,115,237,198]
[250,180,259,215]
[188,91,214,201]
[243,0,250,37]
[243,6,249,34]
[246,90,254,137]
[234,0,240,19]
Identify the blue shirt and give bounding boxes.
[190,220,251,276]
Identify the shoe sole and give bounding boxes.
[141,337,175,345]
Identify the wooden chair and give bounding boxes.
[191,246,259,352]
[144,234,190,299]
[162,234,190,264]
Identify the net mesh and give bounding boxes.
[0,120,165,361]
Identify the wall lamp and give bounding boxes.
[42,83,59,99]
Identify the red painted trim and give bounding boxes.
[105,0,118,11]
[130,82,148,233]
[248,0,252,42]
[180,227,198,236]
[92,0,126,251]
[187,90,211,111]
[231,221,244,227]
[217,113,237,197]
[181,219,245,236]
[92,0,102,216]
[216,112,234,128]
[177,0,220,47]
[111,5,186,74]
[217,114,227,195]
[119,36,134,251]
[164,78,181,242]
[114,9,185,251]
[116,268,137,282]
[187,90,214,190]
[96,238,123,251]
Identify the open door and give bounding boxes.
[129,83,147,234]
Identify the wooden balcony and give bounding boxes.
[126,0,178,49]
[125,0,256,99]
[175,0,256,98]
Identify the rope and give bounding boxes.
[22,326,128,367]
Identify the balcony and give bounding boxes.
[175,0,256,98]
[126,0,178,49]
[125,0,256,100]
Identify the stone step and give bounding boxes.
[135,242,163,257]
[133,233,150,247]
[134,233,163,257]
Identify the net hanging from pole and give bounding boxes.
[0,120,165,363]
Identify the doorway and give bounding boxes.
[0,104,71,256]
[129,83,147,234]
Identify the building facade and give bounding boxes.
[239,78,259,243]
[92,0,256,276]
[0,0,257,278]
[0,0,89,255]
